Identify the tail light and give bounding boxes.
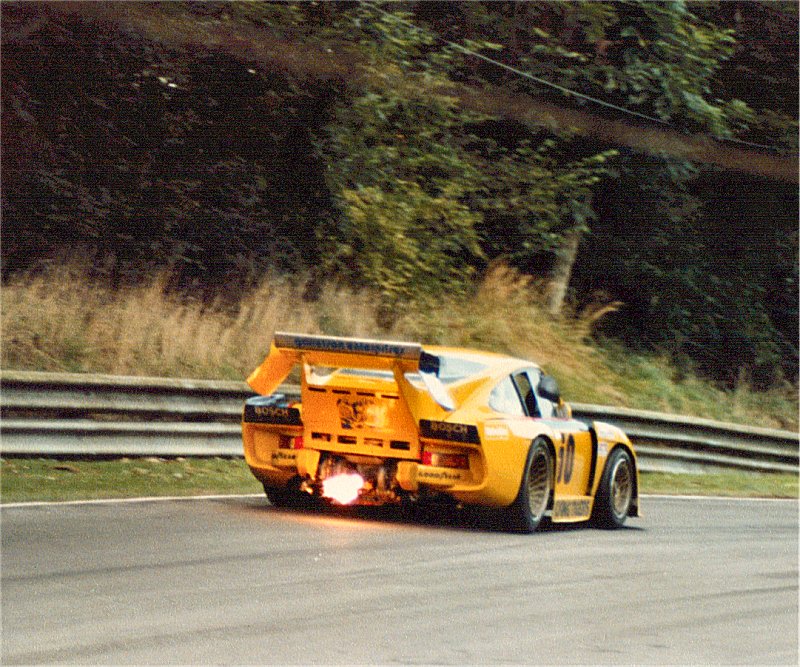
[278,435,304,449]
[421,449,469,469]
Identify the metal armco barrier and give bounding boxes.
[1,370,798,474]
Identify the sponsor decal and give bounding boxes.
[417,469,465,483]
[553,499,591,519]
[484,424,509,439]
[598,442,609,457]
[337,397,387,430]
[420,419,480,444]
[595,423,620,441]
[271,450,298,466]
[244,404,302,425]
[274,333,420,359]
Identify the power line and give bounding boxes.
[363,2,797,156]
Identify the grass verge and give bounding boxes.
[0,457,262,504]
[641,471,799,499]
[2,457,796,505]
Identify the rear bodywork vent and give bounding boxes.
[300,385,421,459]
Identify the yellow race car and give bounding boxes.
[243,332,639,532]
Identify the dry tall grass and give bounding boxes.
[1,263,382,379]
[391,263,628,405]
[2,262,797,429]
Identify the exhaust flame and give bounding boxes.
[321,472,364,505]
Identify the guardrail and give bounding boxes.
[1,370,797,474]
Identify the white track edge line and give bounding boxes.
[0,493,264,509]
[641,493,797,502]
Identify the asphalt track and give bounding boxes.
[2,495,797,665]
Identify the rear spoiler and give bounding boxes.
[247,332,454,411]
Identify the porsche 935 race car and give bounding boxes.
[242,332,639,532]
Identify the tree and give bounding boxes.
[413,0,797,382]
[313,3,614,321]
[1,2,332,294]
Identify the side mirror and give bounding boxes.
[537,375,561,403]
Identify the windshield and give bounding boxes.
[310,352,490,386]
[436,354,490,383]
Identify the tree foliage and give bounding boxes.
[313,4,615,309]
[2,2,329,292]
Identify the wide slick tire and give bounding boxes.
[502,438,553,533]
[592,448,634,529]
[264,485,294,508]
[263,478,316,509]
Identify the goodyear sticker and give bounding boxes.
[271,450,298,467]
[274,332,420,359]
[417,468,466,484]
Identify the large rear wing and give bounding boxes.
[247,332,454,411]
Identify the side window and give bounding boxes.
[531,371,556,418]
[535,395,555,418]
[488,377,525,416]
[512,371,539,417]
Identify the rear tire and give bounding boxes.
[264,478,315,509]
[592,448,634,529]
[502,439,553,533]
[264,485,293,508]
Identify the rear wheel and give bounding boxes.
[264,478,315,509]
[592,448,634,529]
[264,485,293,508]
[502,439,553,533]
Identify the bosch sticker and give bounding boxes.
[419,420,480,444]
[244,404,302,425]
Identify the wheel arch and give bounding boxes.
[531,433,557,511]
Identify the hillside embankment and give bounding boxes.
[3,263,797,432]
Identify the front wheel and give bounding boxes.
[501,439,553,533]
[592,448,634,529]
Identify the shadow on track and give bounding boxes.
[227,495,645,534]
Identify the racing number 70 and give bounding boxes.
[557,434,575,484]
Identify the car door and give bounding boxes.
[513,370,595,500]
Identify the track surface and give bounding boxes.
[2,495,797,665]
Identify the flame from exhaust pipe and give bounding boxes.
[321,472,364,505]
